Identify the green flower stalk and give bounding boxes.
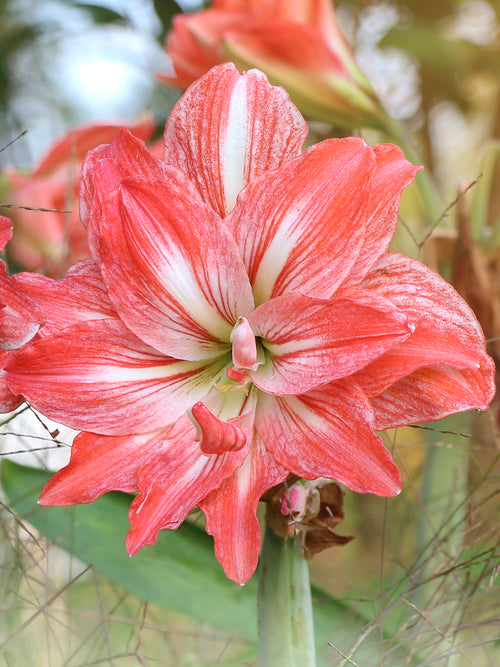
[258,527,316,667]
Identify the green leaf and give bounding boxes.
[1,460,259,641]
[1,461,397,664]
[70,2,127,25]
[153,0,183,42]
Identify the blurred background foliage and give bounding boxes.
[0,1,499,665]
[0,0,183,166]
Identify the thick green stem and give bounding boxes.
[257,526,316,667]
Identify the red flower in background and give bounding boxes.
[160,0,385,128]
[6,65,494,584]
[0,215,44,411]
[5,117,155,277]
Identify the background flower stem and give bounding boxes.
[383,117,444,227]
[257,526,316,667]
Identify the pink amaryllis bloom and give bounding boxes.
[160,0,386,128]
[6,64,495,584]
[5,116,155,277]
[0,215,45,411]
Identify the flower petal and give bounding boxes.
[341,145,420,285]
[211,0,337,25]
[39,430,158,505]
[223,21,345,77]
[126,411,252,557]
[0,261,45,351]
[34,117,156,176]
[249,290,412,394]
[228,137,375,303]
[12,259,116,337]
[199,431,288,584]
[371,362,496,431]
[6,318,224,435]
[99,174,255,360]
[0,350,23,412]
[163,63,308,217]
[0,215,13,251]
[353,252,495,396]
[159,10,234,89]
[80,130,165,256]
[256,379,402,496]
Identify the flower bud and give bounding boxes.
[161,0,388,130]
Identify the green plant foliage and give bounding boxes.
[1,460,259,640]
[2,460,386,664]
[0,8,40,113]
[153,0,184,42]
[69,2,128,25]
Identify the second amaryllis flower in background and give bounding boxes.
[4,117,155,277]
[160,0,388,129]
[5,64,495,585]
[0,215,44,412]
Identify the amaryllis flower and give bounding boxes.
[6,65,494,584]
[4,116,155,277]
[0,215,45,411]
[160,0,387,128]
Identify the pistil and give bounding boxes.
[189,402,246,454]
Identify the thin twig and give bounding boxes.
[0,130,28,153]
[0,203,72,214]
[0,564,93,652]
